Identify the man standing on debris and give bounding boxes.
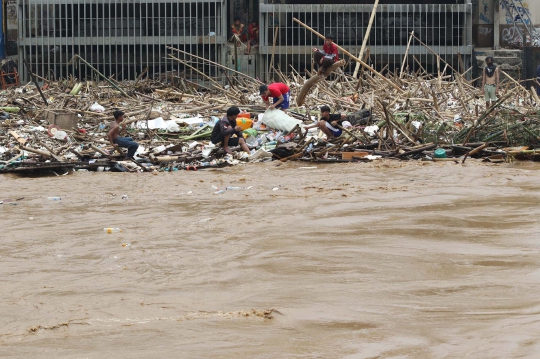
[211,106,251,155]
[303,105,346,139]
[481,56,499,108]
[260,82,290,112]
[108,110,139,160]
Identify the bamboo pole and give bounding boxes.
[167,47,263,85]
[399,31,414,79]
[68,55,129,97]
[352,0,379,78]
[269,26,280,81]
[167,54,223,89]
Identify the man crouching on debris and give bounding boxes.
[303,105,346,139]
[108,110,139,160]
[312,48,336,76]
[260,83,290,113]
[211,106,251,155]
[481,56,499,109]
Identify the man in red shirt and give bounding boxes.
[259,82,290,113]
[315,34,339,62]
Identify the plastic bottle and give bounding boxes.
[47,197,61,201]
[104,228,122,233]
[214,190,225,195]
[226,186,243,190]
[246,136,258,146]
[257,134,267,145]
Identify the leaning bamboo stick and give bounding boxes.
[269,26,280,80]
[68,55,129,97]
[167,54,222,89]
[399,31,415,79]
[353,0,379,78]
[166,46,263,84]
[293,17,404,94]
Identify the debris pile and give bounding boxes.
[1,42,540,174]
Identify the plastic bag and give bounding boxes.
[89,102,105,113]
[261,109,302,132]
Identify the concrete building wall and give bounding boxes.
[472,0,496,47]
[5,0,18,55]
[498,0,540,48]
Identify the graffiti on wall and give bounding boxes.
[472,0,492,24]
[479,0,491,24]
[6,0,17,25]
[502,26,523,43]
[478,26,493,36]
[500,25,540,48]
[501,0,532,25]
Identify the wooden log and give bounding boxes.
[21,145,52,157]
[90,144,111,157]
[396,144,436,158]
[37,141,65,162]
[9,131,27,145]
[461,143,488,164]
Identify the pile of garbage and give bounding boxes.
[2,45,540,174]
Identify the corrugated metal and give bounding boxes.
[258,2,473,81]
[17,0,228,85]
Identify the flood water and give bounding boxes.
[1,160,540,358]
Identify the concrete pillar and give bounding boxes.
[493,0,500,49]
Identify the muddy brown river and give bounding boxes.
[1,160,540,358]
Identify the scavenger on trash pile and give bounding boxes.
[312,48,337,76]
[304,105,346,139]
[211,106,251,155]
[313,34,339,63]
[259,83,290,112]
[108,110,139,160]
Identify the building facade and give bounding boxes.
[13,0,485,83]
[472,0,540,48]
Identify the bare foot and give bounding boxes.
[223,146,233,154]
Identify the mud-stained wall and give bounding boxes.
[472,0,495,47]
[5,0,18,55]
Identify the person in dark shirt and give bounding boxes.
[211,106,251,154]
[303,105,346,139]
